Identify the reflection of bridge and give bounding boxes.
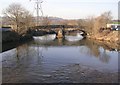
[29,25,87,37]
[31,38,119,51]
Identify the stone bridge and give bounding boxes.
[29,25,87,38]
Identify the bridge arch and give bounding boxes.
[29,25,87,37]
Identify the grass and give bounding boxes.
[112,22,120,24]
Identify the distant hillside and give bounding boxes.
[48,17,64,21]
[30,16,66,25]
[47,16,65,25]
[2,15,119,26]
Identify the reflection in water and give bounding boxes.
[1,37,118,83]
[65,33,84,42]
[30,38,118,71]
[78,46,110,63]
[99,47,110,63]
[33,34,56,42]
[2,39,117,70]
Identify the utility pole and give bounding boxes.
[30,0,43,26]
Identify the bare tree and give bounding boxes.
[41,16,51,25]
[67,20,78,25]
[85,16,95,34]
[93,11,112,34]
[59,20,68,25]
[77,11,112,35]
[3,3,33,35]
[77,19,85,27]
[77,16,95,35]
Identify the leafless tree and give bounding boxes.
[77,11,112,35]
[3,3,33,35]
[41,16,51,25]
[77,16,95,35]
[93,11,112,34]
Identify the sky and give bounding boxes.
[0,0,119,19]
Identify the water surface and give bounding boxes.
[1,38,118,83]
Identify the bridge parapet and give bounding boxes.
[31,25,78,29]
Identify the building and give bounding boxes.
[106,23,120,30]
[107,24,119,28]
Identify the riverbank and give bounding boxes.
[1,30,57,52]
[2,38,33,52]
[2,31,33,43]
[87,30,120,46]
[1,31,33,52]
[88,30,119,43]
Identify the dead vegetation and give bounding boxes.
[77,11,119,44]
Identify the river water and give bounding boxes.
[1,36,119,83]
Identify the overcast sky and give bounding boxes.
[0,0,119,19]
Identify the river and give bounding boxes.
[1,36,119,83]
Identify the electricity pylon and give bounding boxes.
[30,0,43,26]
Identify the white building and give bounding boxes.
[107,23,120,28]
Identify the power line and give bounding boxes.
[30,0,43,26]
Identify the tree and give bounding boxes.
[41,16,51,25]
[59,20,68,25]
[3,3,33,35]
[77,16,95,35]
[77,11,112,35]
[84,16,95,34]
[93,11,112,34]
[77,19,85,27]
